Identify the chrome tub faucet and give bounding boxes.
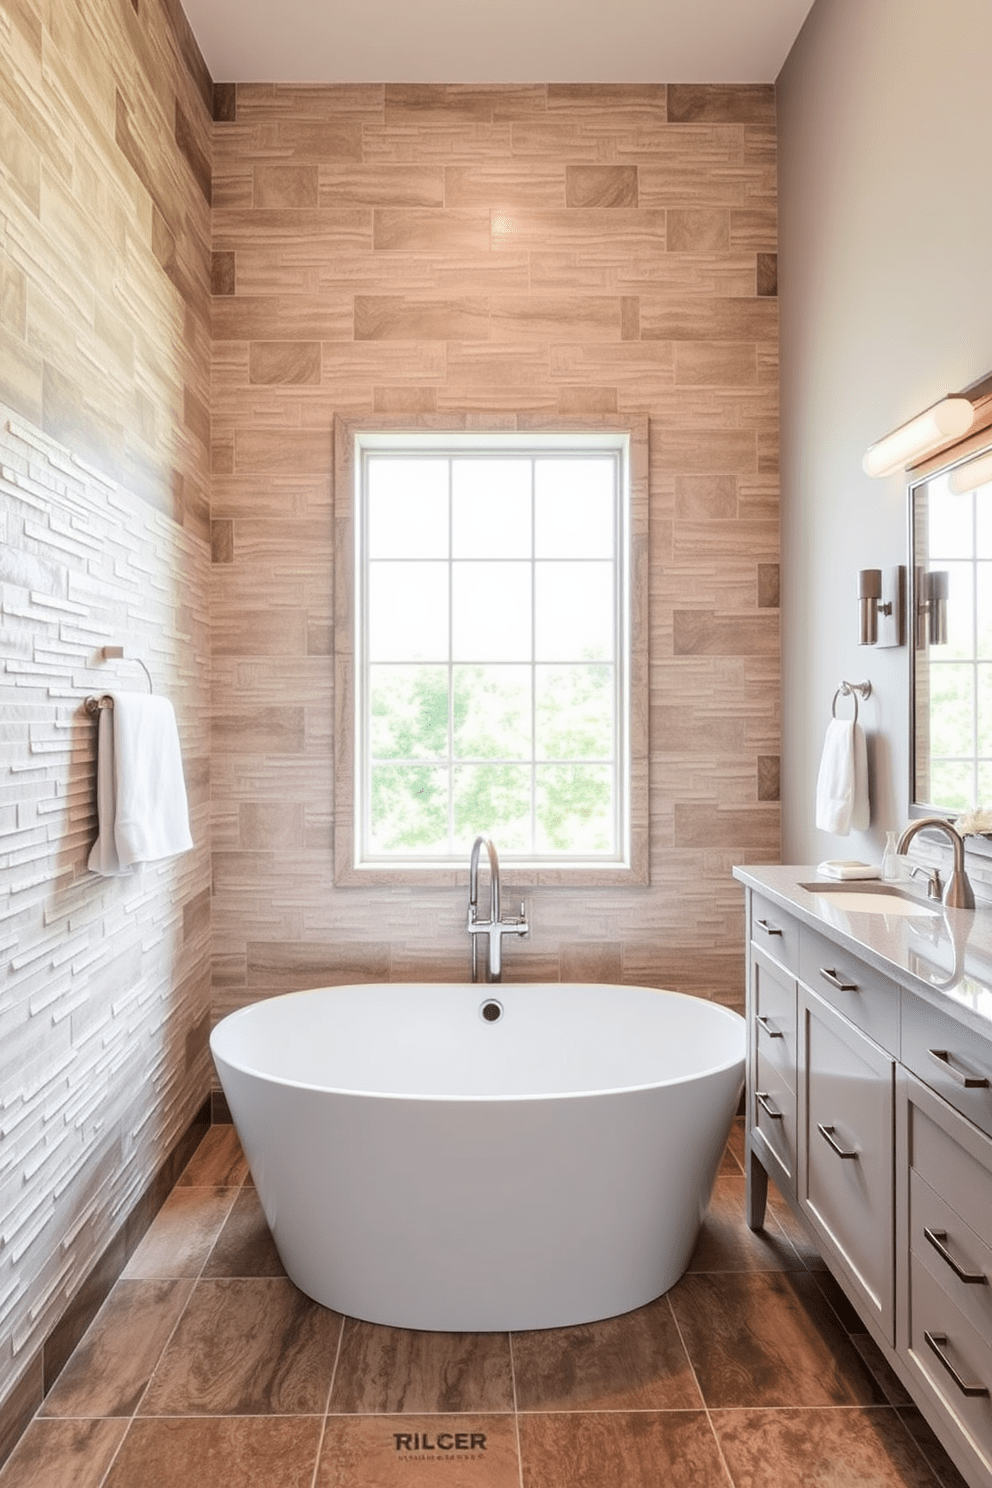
[467,835,528,982]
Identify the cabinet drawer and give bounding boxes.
[902,992,992,1140]
[911,1171,992,1349]
[800,925,899,1051]
[750,892,800,974]
[753,946,797,1093]
[908,1252,992,1474]
[753,1045,797,1188]
[801,988,895,1341]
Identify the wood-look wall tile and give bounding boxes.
[354,295,489,341]
[249,342,322,386]
[211,251,236,295]
[234,430,333,474]
[757,756,780,801]
[565,165,638,208]
[757,251,778,296]
[267,120,363,159]
[667,84,775,125]
[211,708,307,755]
[373,385,438,413]
[674,474,738,519]
[672,803,779,852]
[672,610,777,655]
[491,208,666,253]
[246,941,390,990]
[445,164,566,208]
[667,209,730,253]
[213,82,237,122]
[729,207,777,251]
[556,387,619,415]
[640,296,777,341]
[490,295,621,341]
[757,562,780,607]
[0,323,43,425]
[652,429,757,473]
[253,165,319,209]
[214,295,353,341]
[239,802,305,850]
[320,164,444,206]
[673,341,756,386]
[373,209,491,253]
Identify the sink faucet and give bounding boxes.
[467,835,528,982]
[895,818,975,910]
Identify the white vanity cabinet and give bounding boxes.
[739,873,992,1488]
[800,984,895,1342]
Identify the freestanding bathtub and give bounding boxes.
[210,982,745,1332]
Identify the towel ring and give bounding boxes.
[84,648,154,715]
[832,679,871,724]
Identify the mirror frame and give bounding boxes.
[907,419,992,857]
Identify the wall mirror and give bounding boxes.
[909,434,992,832]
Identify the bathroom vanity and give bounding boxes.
[734,865,992,1488]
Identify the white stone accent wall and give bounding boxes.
[0,406,211,1412]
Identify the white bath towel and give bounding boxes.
[814,718,870,835]
[88,693,193,876]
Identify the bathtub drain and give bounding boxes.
[480,999,504,1023]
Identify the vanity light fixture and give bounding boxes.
[917,569,949,648]
[858,566,903,647]
[862,397,975,478]
[947,447,992,494]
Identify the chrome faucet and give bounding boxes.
[467,835,528,982]
[896,818,975,910]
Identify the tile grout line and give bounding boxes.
[310,1312,347,1488]
[663,1291,737,1488]
[508,1329,526,1488]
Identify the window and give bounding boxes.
[333,418,648,885]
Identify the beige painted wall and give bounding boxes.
[778,0,992,878]
[0,0,212,1437]
[210,83,781,1022]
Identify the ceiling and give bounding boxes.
[183,0,817,86]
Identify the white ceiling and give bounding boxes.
[183,0,817,85]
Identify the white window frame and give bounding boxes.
[333,415,649,886]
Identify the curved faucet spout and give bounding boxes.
[895,817,975,910]
[467,835,528,983]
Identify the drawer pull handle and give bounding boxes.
[923,1332,991,1398]
[756,1014,784,1039]
[924,1229,988,1286]
[818,1123,858,1159]
[926,1048,990,1090]
[819,967,858,992]
[756,918,784,937]
[755,1091,784,1120]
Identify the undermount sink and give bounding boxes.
[799,881,941,917]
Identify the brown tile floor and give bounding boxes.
[0,1122,972,1488]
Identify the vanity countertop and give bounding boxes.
[733,864,992,1040]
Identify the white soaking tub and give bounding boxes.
[210,982,745,1332]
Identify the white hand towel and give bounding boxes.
[815,718,871,835]
[88,693,193,876]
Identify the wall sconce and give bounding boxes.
[858,566,903,646]
[915,569,949,648]
[862,397,975,477]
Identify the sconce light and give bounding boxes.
[948,447,992,495]
[862,397,975,477]
[924,570,949,646]
[858,566,903,647]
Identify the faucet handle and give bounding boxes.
[517,901,529,934]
